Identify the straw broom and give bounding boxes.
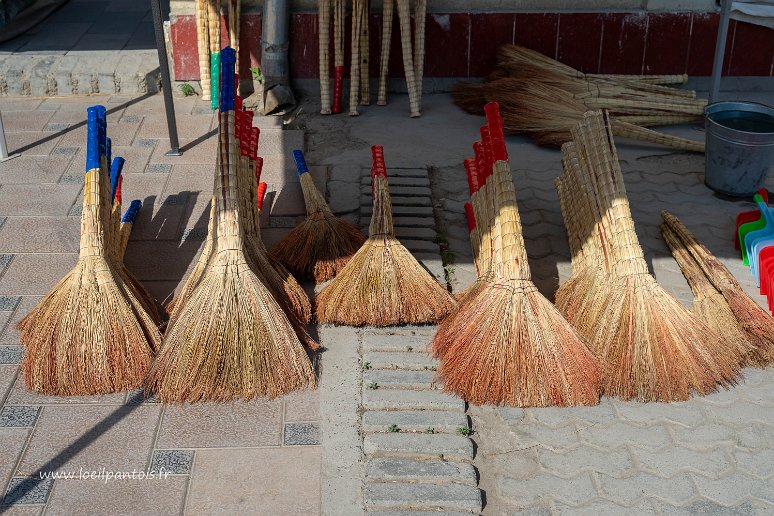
[661,211,774,366]
[377,0,393,105]
[271,150,366,283]
[569,111,740,401]
[146,48,315,402]
[208,0,221,110]
[396,0,420,117]
[349,0,364,115]
[316,145,455,325]
[413,0,426,110]
[19,107,159,395]
[359,0,370,105]
[197,0,211,101]
[319,0,332,114]
[433,102,601,407]
[333,0,345,113]
[659,223,758,365]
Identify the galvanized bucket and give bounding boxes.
[704,101,774,197]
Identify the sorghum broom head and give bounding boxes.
[452,81,487,115]
[659,222,758,365]
[434,103,601,407]
[19,107,157,395]
[146,49,315,402]
[271,149,366,283]
[315,145,456,326]
[464,201,480,273]
[574,111,740,401]
[661,211,774,365]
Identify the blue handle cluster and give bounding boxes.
[85,107,100,171]
[293,149,309,175]
[96,106,107,163]
[219,46,237,112]
[121,199,142,224]
[110,157,125,201]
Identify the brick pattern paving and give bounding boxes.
[0,94,321,513]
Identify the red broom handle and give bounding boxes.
[464,201,476,231]
[255,156,264,181]
[464,158,479,194]
[256,181,268,210]
[484,102,508,163]
[333,66,344,113]
[371,145,386,176]
[115,175,123,204]
[250,127,259,159]
[479,126,494,180]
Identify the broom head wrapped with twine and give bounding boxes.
[18,106,159,395]
[271,150,366,283]
[146,47,315,402]
[315,145,456,326]
[433,103,601,407]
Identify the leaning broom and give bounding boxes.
[315,145,455,325]
[18,106,161,395]
[432,102,601,407]
[146,47,315,402]
[271,149,366,283]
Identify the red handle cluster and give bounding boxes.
[250,127,260,160]
[115,175,123,204]
[478,126,494,180]
[464,158,479,195]
[255,156,264,181]
[256,181,268,210]
[464,201,476,231]
[484,102,508,163]
[371,145,386,177]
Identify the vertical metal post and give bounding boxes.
[0,108,18,162]
[709,0,733,104]
[150,0,182,156]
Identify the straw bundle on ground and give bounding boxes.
[315,145,455,325]
[661,212,774,366]
[271,150,366,283]
[432,103,601,407]
[318,0,332,114]
[18,106,160,395]
[377,0,393,105]
[146,48,315,402]
[558,110,740,401]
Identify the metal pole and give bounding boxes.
[709,0,733,104]
[0,108,19,162]
[150,0,182,156]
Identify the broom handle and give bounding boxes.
[110,156,124,203]
[119,199,142,260]
[396,0,420,117]
[661,211,742,290]
[228,0,236,50]
[659,222,718,297]
[585,96,705,116]
[616,114,702,127]
[82,107,106,256]
[589,73,689,85]
[319,0,332,114]
[610,78,696,99]
[360,0,370,105]
[349,0,363,115]
[611,120,705,153]
[208,0,221,110]
[197,0,211,101]
[413,0,426,110]
[333,0,345,113]
[377,0,393,105]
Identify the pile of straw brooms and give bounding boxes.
[453,44,707,152]
[434,103,771,407]
[317,0,427,117]
[196,0,242,106]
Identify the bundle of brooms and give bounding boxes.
[18,106,161,395]
[147,47,315,402]
[554,110,741,401]
[431,102,601,407]
[315,145,455,326]
[660,212,774,366]
[271,150,366,283]
[453,44,706,151]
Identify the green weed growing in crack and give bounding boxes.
[457,426,473,436]
[367,382,379,390]
[406,345,413,352]
[425,427,435,434]
[362,361,371,370]
[180,83,195,96]
[387,424,400,433]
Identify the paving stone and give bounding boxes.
[0,185,81,217]
[362,411,468,434]
[0,347,23,365]
[367,512,471,516]
[363,370,438,390]
[2,477,53,505]
[0,297,21,311]
[538,445,634,479]
[5,373,126,405]
[364,482,481,512]
[0,253,78,296]
[527,400,617,428]
[613,401,707,427]
[363,389,464,413]
[733,448,774,479]
[329,180,361,213]
[733,422,774,450]
[633,446,733,479]
[705,401,774,427]
[365,457,476,484]
[578,421,672,451]
[150,449,194,475]
[671,423,737,450]
[393,226,437,240]
[0,407,39,428]
[330,165,361,183]
[597,472,695,506]
[361,205,434,217]
[282,390,320,422]
[284,422,321,446]
[498,472,596,507]
[363,351,438,371]
[362,216,436,228]
[651,498,757,516]
[0,218,80,254]
[362,333,430,353]
[364,433,474,463]
[361,175,430,187]
[402,239,441,253]
[554,499,652,515]
[367,326,436,337]
[692,472,772,506]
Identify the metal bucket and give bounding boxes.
[704,101,774,196]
